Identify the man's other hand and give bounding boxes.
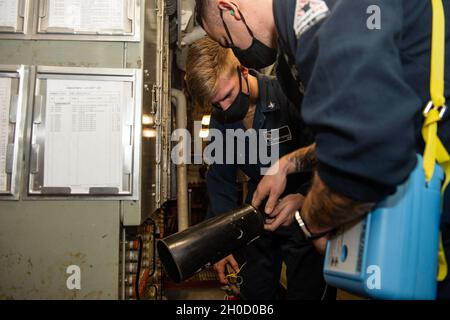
[252,144,316,215]
[213,254,240,285]
[252,158,289,215]
[264,193,305,232]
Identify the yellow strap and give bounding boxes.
[422,110,450,282]
[430,0,447,109]
[423,0,448,282]
[422,109,440,183]
[422,109,450,192]
[438,233,448,281]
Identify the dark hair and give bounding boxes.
[195,0,207,27]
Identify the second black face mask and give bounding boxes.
[220,8,278,69]
[232,40,278,70]
[212,68,250,124]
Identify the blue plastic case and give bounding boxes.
[324,155,444,300]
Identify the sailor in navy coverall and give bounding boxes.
[205,69,331,299]
[196,0,450,298]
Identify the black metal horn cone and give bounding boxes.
[157,239,183,283]
[157,204,264,283]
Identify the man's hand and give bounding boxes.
[301,172,375,235]
[265,193,305,232]
[213,254,240,285]
[264,192,329,255]
[252,144,316,214]
[252,158,289,215]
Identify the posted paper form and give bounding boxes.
[0,77,12,191]
[48,0,125,31]
[0,0,19,29]
[44,79,128,193]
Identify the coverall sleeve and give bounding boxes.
[299,0,422,202]
[205,118,239,219]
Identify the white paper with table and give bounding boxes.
[44,79,128,193]
[0,77,12,191]
[0,0,19,29]
[48,0,125,31]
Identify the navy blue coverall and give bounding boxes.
[206,70,331,300]
[273,0,450,298]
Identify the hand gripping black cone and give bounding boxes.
[157,204,265,283]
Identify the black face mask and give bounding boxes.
[220,8,277,69]
[212,67,250,124]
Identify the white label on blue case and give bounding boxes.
[326,218,367,275]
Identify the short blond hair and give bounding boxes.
[186,37,238,106]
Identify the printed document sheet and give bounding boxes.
[48,0,125,31]
[44,79,127,193]
[0,0,19,29]
[0,77,12,191]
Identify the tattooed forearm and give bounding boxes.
[302,172,375,233]
[282,144,372,232]
[285,143,317,173]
